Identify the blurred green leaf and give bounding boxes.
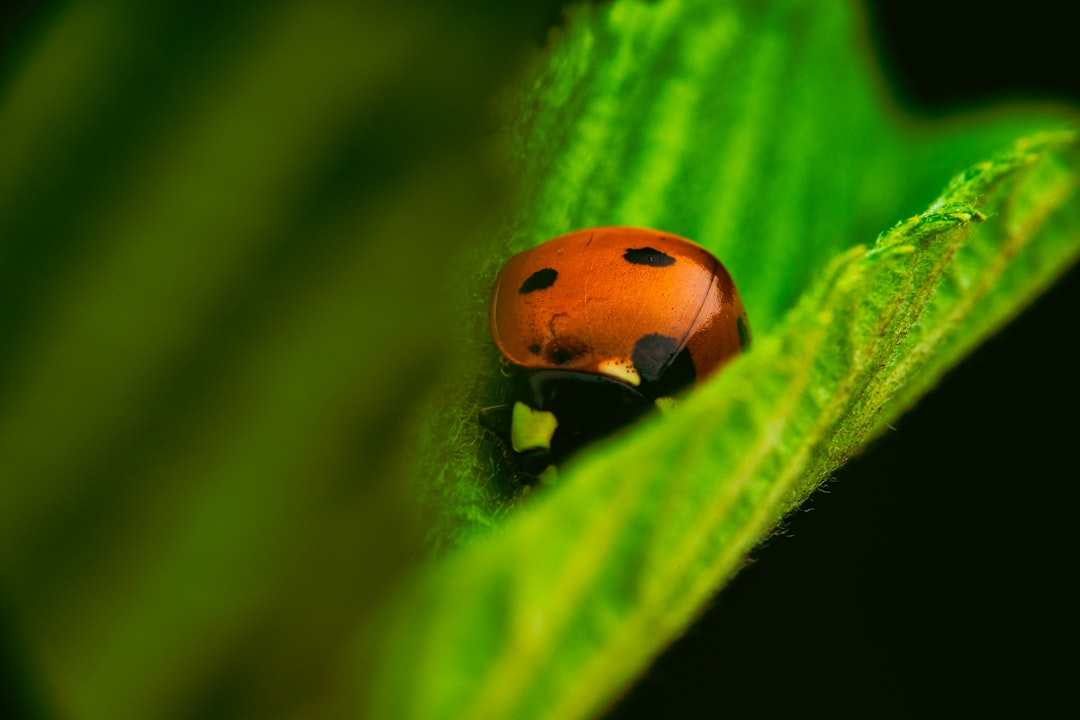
[0,0,558,718]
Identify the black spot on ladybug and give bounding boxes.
[519,268,558,294]
[623,247,676,267]
[545,337,589,365]
[648,346,696,398]
[528,344,542,355]
[737,315,751,350]
[549,348,575,364]
[632,333,678,383]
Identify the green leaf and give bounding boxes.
[371,1,1080,719]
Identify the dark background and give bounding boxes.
[610,1,1080,717]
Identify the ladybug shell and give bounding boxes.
[490,227,749,394]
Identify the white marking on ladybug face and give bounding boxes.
[597,359,641,386]
[511,401,558,453]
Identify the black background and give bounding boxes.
[610,1,1080,717]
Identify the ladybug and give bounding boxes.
[488,226,750,483]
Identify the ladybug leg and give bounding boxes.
[478,404,512,442]
[478,405,540,486]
